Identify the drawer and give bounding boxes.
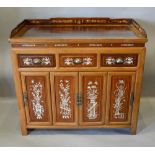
[59,54,97,67]
[101,54,138,67]
[18,54,56,67]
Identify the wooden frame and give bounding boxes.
[9,18,147,135]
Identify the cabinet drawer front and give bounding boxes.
[101,54,138,67]
[59,54,97,67]
[18,54,56,67]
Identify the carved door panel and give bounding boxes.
[21,72,52,125]
[106,72,135,125]
[79,72,107,125]
[50,72,78,126]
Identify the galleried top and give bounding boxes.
[9,17,147,45]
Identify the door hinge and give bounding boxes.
[130,92,134,107]
[23,92,28,106]
[76,93,82,105]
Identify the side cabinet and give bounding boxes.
[21,72,52,125]
[10,17,147,135]
[106,72,135,125]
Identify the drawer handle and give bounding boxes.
[73,58,82,64]
[115,58,124,64]
[33,58,42,64]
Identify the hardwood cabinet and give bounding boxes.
[9,18,147,135]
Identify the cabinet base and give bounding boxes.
[23,127,136,135]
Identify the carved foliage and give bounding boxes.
[113,80,126,119]
[54,75,77,123]
[82,75,103,122]
[110,76,132,122]
[87,81,98,119]
[106,57,134,65]
[24,75,50,122]
[18,54,56,67]
[59,80,72,119]
[30,80,44,119]
[23,57,51,66]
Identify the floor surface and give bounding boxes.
[0,97,155,147]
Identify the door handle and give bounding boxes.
[76,93,82,105]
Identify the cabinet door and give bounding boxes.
[21,72,52,125]
[79,72,107,125]
[106,72,135,125]
[50,72,78,126]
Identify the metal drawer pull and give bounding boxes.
[115,58,124,64]
[33,58,41,64]
[73,58,82,64]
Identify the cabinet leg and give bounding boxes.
[21,127,28,136]
[130,127,137,135]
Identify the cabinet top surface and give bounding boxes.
[20,25,137,38]
[9,18,147,43]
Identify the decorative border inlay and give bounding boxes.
[124,57,134,64]
[64,57,93,66]
[113,80,126,119]
[31,80,44,119]
[59,80,71,119]
[54,43,68,47]
[87,81,98,119]
[105,57,134,65]
[10,18,147,41]
[23,57,51,66]
[32,18,130,25]
[12,43,144,48]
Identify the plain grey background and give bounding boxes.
[0,7,155,98]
